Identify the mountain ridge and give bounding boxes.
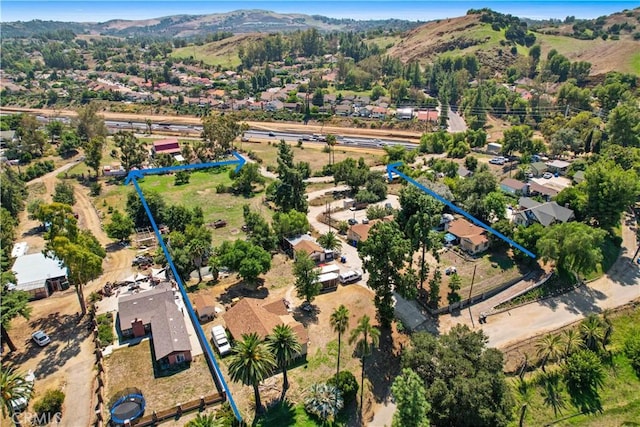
[1,10,424,38]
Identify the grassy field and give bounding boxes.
[96,167,269,241]
[244,141,383,173]
[630,52,640,76]
[366,35,402,51]
[511,308,640,426]
[104,339,216,414]
[169,36,250,69]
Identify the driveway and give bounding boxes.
[447,109,468,133]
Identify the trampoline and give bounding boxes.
[110,393,145,425]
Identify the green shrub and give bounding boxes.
[96,313,115,347]
[328,370,358,404]
[90,182,102,196]
[624,333,640,376]
[33,389,65,423]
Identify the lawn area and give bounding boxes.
[95,166,270,240]
[511,307,640,426]
[256,401,344,427]
[104,339,216,415]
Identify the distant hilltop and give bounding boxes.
[1,9,423,38]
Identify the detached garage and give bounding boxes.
[11,253,69,299]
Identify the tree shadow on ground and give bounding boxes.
[255,400,296,426]
[105,242,129,253]
[4,312,90,377]
[362,327,401,407]
[291,305,319,327]
[539,284,607,316]
[217,280,269,305]
[566,384,603,415]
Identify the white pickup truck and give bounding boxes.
[211,325,232,356]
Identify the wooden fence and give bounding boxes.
[128,393,225,427]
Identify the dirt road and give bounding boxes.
[8,160,136,427]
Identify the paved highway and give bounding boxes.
[244,130,417,150]
[30,114,420,150]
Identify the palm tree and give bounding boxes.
[580,314,605,353]
[325,134,337,165]
[227,333,277,418]
[317,231,342,258]
[0,367,34,423]
[330,305,350,377]
[536,334,563,372]
[349,315,380,418]
[184,412,224,427]
[561,329,583,359]
[304,383,343,423]
[267,324,301,400]
[187,238,211,283]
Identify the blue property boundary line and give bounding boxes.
[386,162,536,259]
[125,153,245,422]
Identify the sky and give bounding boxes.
[1,0,638,23]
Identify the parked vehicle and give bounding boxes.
[211,325,232,356]
[543,172,553,179]
[348,218,358,225]
[132,255,154,267]
[32,330,51,346]
[489,157,506,165]
[213,219,227,228]
[445,266,458,275]
[339,270,362,284]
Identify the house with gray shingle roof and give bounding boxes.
[118,283,192,366]
[512,197,575,227]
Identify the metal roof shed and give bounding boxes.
[11,253,68,299]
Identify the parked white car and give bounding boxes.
[31,330,51,347]
[211,325,231,356]
[489,157,506,165]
